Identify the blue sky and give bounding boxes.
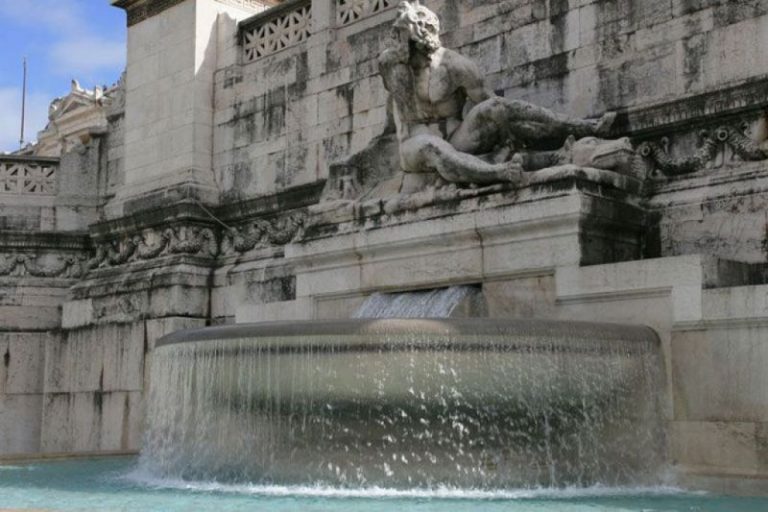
[0,0,126,152]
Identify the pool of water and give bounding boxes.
[0,457,767,511]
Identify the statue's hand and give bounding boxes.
[382,29,410,64]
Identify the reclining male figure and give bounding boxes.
[380,1,615,184]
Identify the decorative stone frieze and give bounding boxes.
[336,0,394,26]
[86,225,220,270]
[0,157,58,195]
[240,0,311,62]
[637,122,768,179]
[221,211,307,255]
[0,253,87,279]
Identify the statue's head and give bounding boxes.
[393,1,441,53]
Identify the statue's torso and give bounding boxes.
[412,54,465,120]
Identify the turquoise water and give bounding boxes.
[0,458,767,511]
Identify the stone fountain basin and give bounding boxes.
[156,318,659,406]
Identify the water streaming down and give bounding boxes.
[140,318,665,489]
[352,286,481,318]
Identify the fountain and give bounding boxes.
[140,315,664,489]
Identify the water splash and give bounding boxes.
[139,319,664,489]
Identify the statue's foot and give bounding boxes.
[595,111,617,137]
[501,159,524,184]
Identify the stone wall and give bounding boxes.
[213,0,768,200]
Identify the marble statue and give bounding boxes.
[378,1,621,186]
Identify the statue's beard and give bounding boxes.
[408,36,440,56]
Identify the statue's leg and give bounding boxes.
[401,135,522,185]
[450,97,616,153]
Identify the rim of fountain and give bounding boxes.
[156,318,659,348]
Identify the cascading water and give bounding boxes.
[352,285,482,318]
[139,318,664,489]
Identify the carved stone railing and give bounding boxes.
[240,0,312,62]
[336,0,395,26]
[0,156,58,195]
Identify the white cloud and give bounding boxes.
[0,0,84,34]
[0,87,51,153]
[0,0,125,80]
[50,37,125,80]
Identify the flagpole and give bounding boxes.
[20,57,27,150]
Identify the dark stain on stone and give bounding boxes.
[762,222,768,260]
[143,320,149,355]
[246,275,297,304]
[547,0,571,58]
[233,162,254,193]
[288,52,310,99]
[714,1,768,28]
[533,53,569,81]
[3,348,8,368]
[439,0,461,32]
[336,83,355,120]
[682,34,707,92]
[94,391,104,414]
[549,0,570,18]
[326,44,342,74]
[265,88,287,137]
[121,394,131,450]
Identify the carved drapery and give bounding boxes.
[241,1,311,62]
[0,158,57,195]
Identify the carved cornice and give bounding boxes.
[619,77,768,137]
[217,182,325,222]
[114,0,273,26]
[114,0,188,26]
[0,232,90,252]
[216,0,276,10]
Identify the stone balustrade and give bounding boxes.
[336,0,394,26]
[240,0,312,62]
[239,0,397,62]
[0,155,58,196]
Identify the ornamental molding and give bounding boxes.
[0,253,88,279]
[622,78,768,136]
[86,224,219,271]
[636,122,768,179]
[116,0,277,27]
[114,0,188,26]
[241,0,311,62]
[221,211,307,255]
